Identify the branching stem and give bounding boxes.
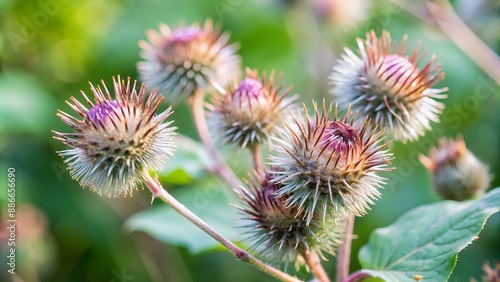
[427,0,500,85]
[336,213,355,282]
[250,145,264,175]
[301,249,330,282]
[141,170,302,282]
[189,90,242,190]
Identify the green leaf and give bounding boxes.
[359,188,500,282]
[124,178,243,253]
[157,135,212,185]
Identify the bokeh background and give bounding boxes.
[1,0,499,281]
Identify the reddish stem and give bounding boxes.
[336,213,355,282]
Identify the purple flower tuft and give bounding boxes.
[169,26,203,44]
[236,78,263,99]
[87,101,119,124]
[321,121,359,155]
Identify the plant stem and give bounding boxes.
[336,213,355,282]
[344,270,371,282]
[250,145,263,175]
[189,90,242,190]
[141,170,302,282]
[301,249,330,282]
[427,0,500,85]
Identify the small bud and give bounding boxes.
[482,261,500,282]
[269,101,393,224]
[330,30,448,142]
[53,76,177,197]
[420,136,491,201]
[471,261,500,282]
[207,68,297,149]
[138,19,241,103]
[237,171,344,269]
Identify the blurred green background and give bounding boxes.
[1,0,499,281]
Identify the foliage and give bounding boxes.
[359,188,500,281]
[1,0,499,282]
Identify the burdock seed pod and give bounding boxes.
[53,76,176,197]
[208,68,297,149]
[269,101,393,224]
[420,136,491,201]
[237,171,344,270]
[138,19,241,103]
[330,30,448,142]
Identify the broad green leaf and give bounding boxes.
[157,135,212,185]
[359,188,500,282]
[124,178,243,253]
